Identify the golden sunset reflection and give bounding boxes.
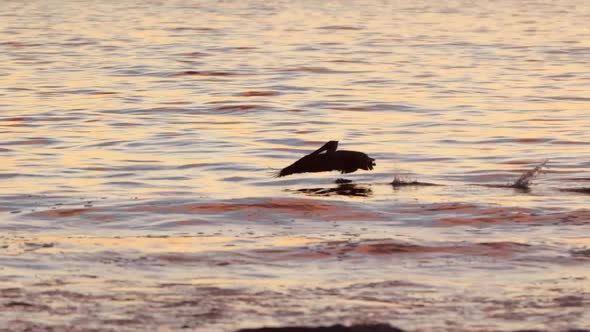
[1,0,589,330]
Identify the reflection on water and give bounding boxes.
[293,182,373,197]
[1,0,590,331]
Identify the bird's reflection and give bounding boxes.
[293,182,373,197]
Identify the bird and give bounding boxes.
[277,141,376,177]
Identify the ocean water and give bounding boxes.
[0,1,589,331]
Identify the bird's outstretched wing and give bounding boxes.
[310,140,338,156]
[277,141,375,177]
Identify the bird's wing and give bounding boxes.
[310,140,338,156]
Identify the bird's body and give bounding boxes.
[277,141,376,177]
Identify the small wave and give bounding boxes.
[500,160,544,165]
[174,51,210,58]
[327,59,370,64]
[86,140,129,148]
[59,41,98,47]
[220,176,250,182]
[83,164,165,172]
[559,177,590,182]
[317,25,363,30]
[167,27,215,32]
[145,176,191,181]
[152,219,211,228]
[158,100,193,105]
[352,240,532,257]
[170,70,238,77]
[553,140,590,145]
[0,41,42,48]
[284,66,353,74]
[29,207,97,218]
[124,198,385,222]
[238,91,279,97]
[1,117,28,122]
[472,137,552,144]
[559,188,590,195]
[546,96,590,102]
[102,181,151,187]
[177,163,217,170]
[87,91,118,96]
[214,104,264,111]
[243,238,536,261]
[0,173,48,179]
[0,138,59,146]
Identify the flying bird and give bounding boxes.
[277,141,376,177]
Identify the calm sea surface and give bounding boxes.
[1,1,589,331]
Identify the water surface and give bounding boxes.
[1,1,589,331]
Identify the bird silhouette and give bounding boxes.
[277,141,376,177]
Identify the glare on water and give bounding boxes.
[0,1,589,331]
